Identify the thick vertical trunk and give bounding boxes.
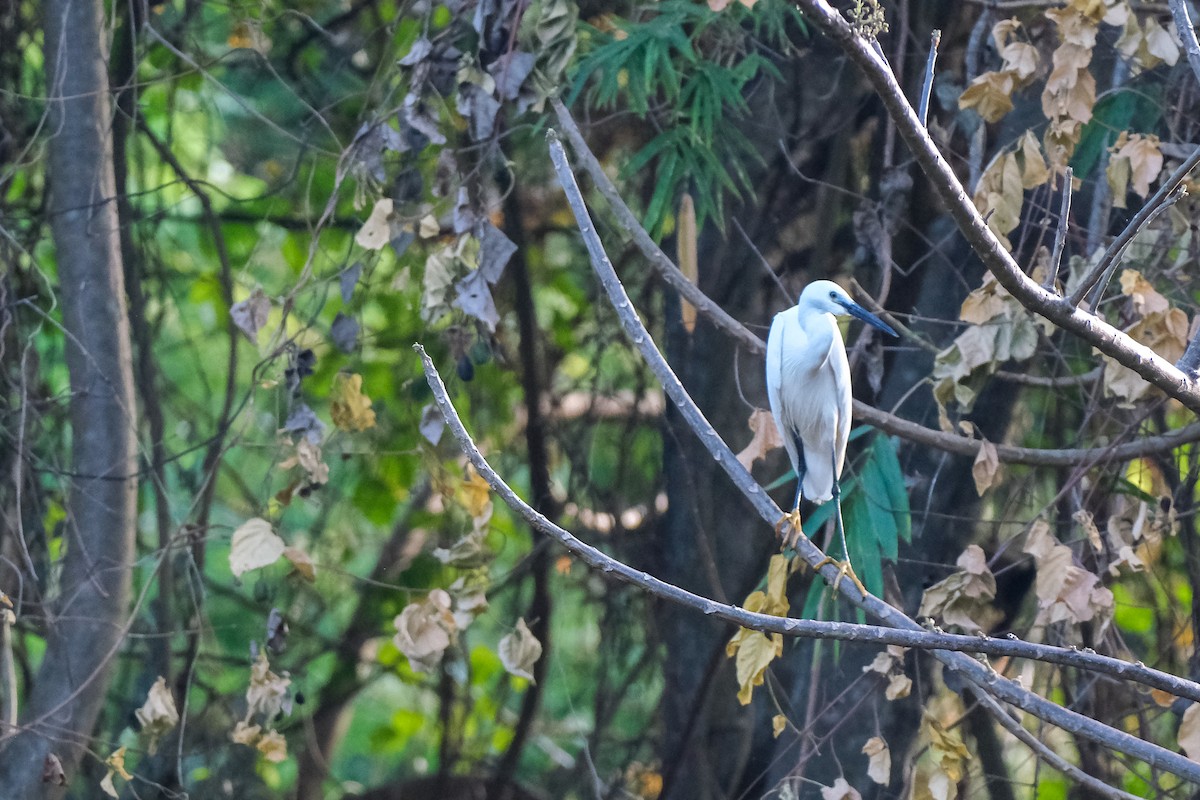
[0,0,137,794]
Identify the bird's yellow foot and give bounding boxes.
[775,509,805,549]
[813,556,868,595]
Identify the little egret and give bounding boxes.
[766,280,897,590]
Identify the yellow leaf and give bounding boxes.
[106,745,133,781]
[772,714,788,738]
[677,194,698,333]
[229,518,286,577]
[460,464,491,518]
[886,673,912,700]
[499,617,543,681]
[926,714,971,782]
[330,372,376,431]
[958,71,1014,122]
[355,198,394,250]
[863,736,891,785]
[736,409,783,471]
[729,629,781,705]
[257,729,289,763]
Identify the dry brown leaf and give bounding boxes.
[959,71,1015,123]
[418,213,440,239]
[1073,509,1104,552]
[282,546,316,581]
[1152,688,1177,708]
[863,736,891,785]
[919,545,1002,633]
[972,440,1001,496]
[229,518,286,577]
[42,754,65,786]
[926,714,971,782]
[499,617,543,681]
[330,372,377,431]
[1018,131,1050,189]
[231,720,262,745]
[355,198,394,250]
[1120,269,1171,316]
[736,409,783,470]
[1112,132,1163,199]
[231,288,272,344]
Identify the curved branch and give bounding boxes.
[790,0,1200,414]
[543,133,1200,786]
[421,341,1200,785]
[970,690,1143,800]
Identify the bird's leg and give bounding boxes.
[776,440,807,547]
[813,470,867,596]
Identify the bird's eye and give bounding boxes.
[828,290,838,299]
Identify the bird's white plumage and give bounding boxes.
[766,281,855,505]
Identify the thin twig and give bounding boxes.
[544,131,1200,786]
[1170,0,1200,84]
[1045,167,1072,291]
[970,690,1143,800]
[1074,184,1186,310]
[918,29,941,128]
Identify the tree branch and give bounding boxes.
[789,0,1200,414]
[542,131,1200,786]
[419,340,1200,784]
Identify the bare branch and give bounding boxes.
[1170,0,1200,84]
[790,0,1200,414]
[543,132,1200,786]
[918,29,941,128]
[970,690,1143,800]
[1045,167,1072,291]
[417,344,1200,702]
[1070,183,1186,309]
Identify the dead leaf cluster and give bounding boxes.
[918,545,1002,633]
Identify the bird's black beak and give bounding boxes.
[837,298,899,337]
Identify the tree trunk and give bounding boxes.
[0,0,137,794]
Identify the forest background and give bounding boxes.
[6,0,1200,798]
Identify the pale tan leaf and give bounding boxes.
[230,518,286,577]
[231,720,262,745]
[863,736,891,785]
[886,673,912,701]
[972,440,1001,496]
[355,198,394,250]
[1018,131,1050,189]
[230,288,272,343]
[736,409,783,471]
[246,652,291,720]
[499,617,543,681]
[42,754,66,786]
[136,676,180,752]
[1073,509,1104,552]
[1119,269,1170,316]
[1180,702,1200,762]
[418,213,440,239]
[821,778,863,800]
[393,591,457,673]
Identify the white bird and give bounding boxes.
[766,280,897,589]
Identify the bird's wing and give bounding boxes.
[766,310,800,473]
[828,335,852,480]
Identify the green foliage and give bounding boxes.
[569,0,795,233]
